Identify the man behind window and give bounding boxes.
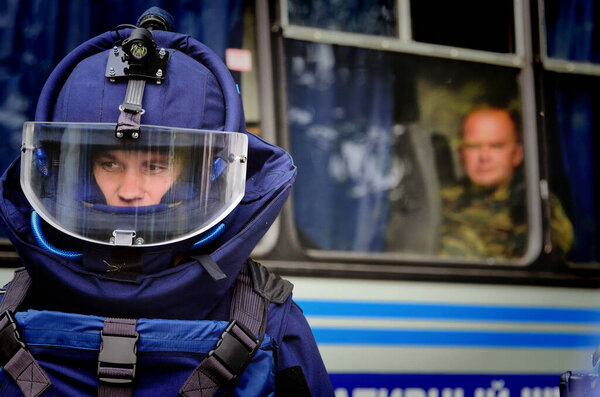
[439,106,573,259]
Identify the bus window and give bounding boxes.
[411,0,516,53]
[285,39,534,261]
[286,0,396,36]
[543,0,600,63]
[542,74,596,263]
[539,0,600,263]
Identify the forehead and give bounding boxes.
[462,110,518,142]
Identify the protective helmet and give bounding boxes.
[20,9,248,248]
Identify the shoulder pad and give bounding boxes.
[246,259,293,304]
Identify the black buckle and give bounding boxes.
[97,331,139,385]
[208,320,259,384]
[0,311,26,367]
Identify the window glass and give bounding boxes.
[411,0,515,53]
[543,72,599,262]
[285,40,539,261]
[287,0,397,37]
[543,0,600,63]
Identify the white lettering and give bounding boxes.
[521,387,559,397]
[405,388,427,397]
[443,388,464,397]
[352,388,389,397]
[335,385,556,397]
[475,379,509,397]
[334,388,349,397]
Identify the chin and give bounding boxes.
[472,177,501,188]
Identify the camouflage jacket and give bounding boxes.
[439,180,573,259]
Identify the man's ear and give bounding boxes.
[512,143,524,167]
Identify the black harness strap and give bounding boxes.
[0,268,51,397]
[0,268,32,313]
[179,261,269,397]
[230,264,269,339]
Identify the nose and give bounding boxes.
[478,145,492,162]
[117,168,145,203]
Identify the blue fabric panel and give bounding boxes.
[273,301,334,397]
[15,310,234,352]
[4,309,276,396]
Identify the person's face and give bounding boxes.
[460,109,523,188]
[93,150,182,207]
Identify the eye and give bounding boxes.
[143,162,169,174]
[462,143,480,150]
[98,160,122,172]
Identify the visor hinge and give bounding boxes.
[111,230,136,246]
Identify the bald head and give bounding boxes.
[460,108,523,188]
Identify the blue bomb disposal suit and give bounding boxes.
[0,10,333,397]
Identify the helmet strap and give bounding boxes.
[115,79,146,139]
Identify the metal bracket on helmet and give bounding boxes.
[109,28,169,139]
[111,230,137,246]
[106,28,169,85]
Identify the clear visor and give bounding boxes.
[21,122,248,247]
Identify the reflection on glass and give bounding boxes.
[287,0,396,37]
[286,39,541,261]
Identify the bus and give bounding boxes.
[1,1,600,396]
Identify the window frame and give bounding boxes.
[537,0,600,76]
[262,0,544,267]
[535,0,600,268]
[280,0,527,68]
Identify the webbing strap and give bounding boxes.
[115,111,142,136]
[120,79,146,114]
[230,264,267,338]
[179,262,268,397]
[115,78,145,137]
[179,355,224,397]
[0,312,51,397]
[4,348,51,397]
[0,268,32,313]
[97,318,138,397]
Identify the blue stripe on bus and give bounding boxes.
[295,300,600,324]
[311,328,600,348]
